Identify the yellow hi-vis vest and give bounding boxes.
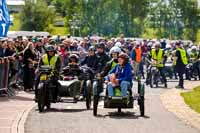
[177,48,188,65]
[151,49,164,67]
[42,54,58,69]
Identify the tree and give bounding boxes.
[20,0,55,32]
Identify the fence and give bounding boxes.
[0,57,21,96]
[0,58,10,95]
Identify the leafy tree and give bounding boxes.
[20,0,55,32]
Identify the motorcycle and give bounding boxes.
[146,59,164,88]
[37,64,95,112]
[93,74,145,117]
[37,65,54,112]
[186,60,200,80]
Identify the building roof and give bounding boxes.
[7,0,25,6]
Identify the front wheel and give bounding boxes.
[86,80,92,110]
[139,96,145,116]
[93,96,99,116]
[150,76,153,88]
[38,85,46,112]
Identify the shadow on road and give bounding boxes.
[35,108,87,113]
[95,111,150,120]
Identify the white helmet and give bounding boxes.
[147,42,153,47]
[135,41,140,46]
[115,42,122,47]
[109,46,121,54]
[155,41,161,47]
[191,46,197,50]
[166,44,171,49]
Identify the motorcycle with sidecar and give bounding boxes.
[93,74,145,116]
[37,64,94,112]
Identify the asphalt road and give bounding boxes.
[25,80,199,133]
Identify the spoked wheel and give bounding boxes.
[150,76,153,88]
[138,78,145,116]
[38,88,46,112]
[86,80,92,110]
[118,108,121,113]
[93,96,99,116]
[139,96,145,116]
[46,91,51,110]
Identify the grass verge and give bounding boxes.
[181,86,200,113]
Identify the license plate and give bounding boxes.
[40,74,47,81]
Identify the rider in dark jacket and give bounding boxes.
[96,43,110,73]
[81,46,99,72]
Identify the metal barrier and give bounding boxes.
[0,58,9,95]
[0,57,22,96]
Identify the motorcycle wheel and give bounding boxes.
[150,76,153,88]
[38,88,46,112]
[46,91,51,110]
[118,108,121,113]
[86,80,92,110]
[93,96,99,116]
[139,96,145,116]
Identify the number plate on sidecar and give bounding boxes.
[40,74,47,81]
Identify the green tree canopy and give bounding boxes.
[20,0,55,32]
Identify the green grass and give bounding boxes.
[181,86,200,113]
[9,13,21,31]
[9,13,67,35]
[50,26,67,35]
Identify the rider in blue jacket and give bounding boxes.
[105,53,133,97]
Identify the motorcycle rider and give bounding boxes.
[96,42,111,73]
[189,46,200,80]
[100,46,121,77]
[148,42,167,88]
[35,45,61,102]
[80,46,99,100]
[81,46,99,71]
[93,43,110,96]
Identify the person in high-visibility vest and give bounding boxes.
[35,45,61,102]
[174,42,188,89]
[189,46,200,80]
[149,42,167,88]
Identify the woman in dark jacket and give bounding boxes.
[23,42,36,91]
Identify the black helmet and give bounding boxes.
[69,54,79,63]
[46,45,56,52]
[88,46,96,51]
[97,42,105,49]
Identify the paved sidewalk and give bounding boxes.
[0,91,35,133]
[161,80,200,131]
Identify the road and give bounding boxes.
[25,80,199,133]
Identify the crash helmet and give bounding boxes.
[69,54,79,63]
[109,46,121,55]
[115,42,122,47]
[45,45,56,52]
[191,45,197,50]
[147,42,153,47]
[96,42,105,49]
[88,46,96,51]
[154,41,161,48]
[166,44,172,49]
